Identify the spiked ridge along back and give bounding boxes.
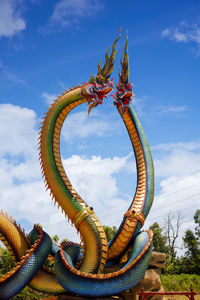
[0,31,154,298]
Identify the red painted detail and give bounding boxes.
[136,150,143,156]
[125,222,136,229]
[120,231,130,239]
[118,236,128,245]
[113,240,124,249]
[123,226,133,234]
[137,184,146,189]
[138,285,198,300]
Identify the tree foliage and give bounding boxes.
[194,209,200,240]
[0,210,199,300]
[103,225,117,242]
[0,247,40,299]
[163,212,183,264]
[150,209,200,275]
[52,234,59,243]
[161,274,200,292]
[0,247,14,274]
[149,222,169,253]
[182,209,200,274]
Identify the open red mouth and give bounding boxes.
[84,80,114,114]
[112,82,134,112]
[94,86,113,101]
[86,80,114,103]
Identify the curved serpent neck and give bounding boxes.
[39,86,107,274]
[108,106,154,260]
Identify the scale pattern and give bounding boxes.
[0,32,154,298]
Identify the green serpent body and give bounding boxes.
[0,32,154,298]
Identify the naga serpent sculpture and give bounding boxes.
[0,31,154,299]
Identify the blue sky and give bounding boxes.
[0,0,200,253]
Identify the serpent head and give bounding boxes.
[124,208,145,226]
[84,78,114,114]
[112,31,134,114]
[113,81,134,113]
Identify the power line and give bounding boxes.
[154,169,200,193]
[103,204,199,228]
[95,180,200,217]
[150,193,200,213]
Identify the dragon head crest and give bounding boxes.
[95,28,121,83]
[83,29,121,114]
[112,31,134,114]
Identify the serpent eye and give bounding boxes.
[90,207,93,211]
[132,210,136,214]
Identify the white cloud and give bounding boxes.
[144,140,200,254]
[174,32,187,42]
[0,103,199,254]
[162,22,200,56]
[153,140,200,177]
[41,92,57,105]
[152,105,187,117]
[45,151,131,239]
[161,28,170,37]
[62,111,121,142]
[0,104,37,157]
[152,140,200,152]
[0,62,27,85]
[133,96,187,118]
[150,173,200,218]
[0,0,26,38]
[2,69,27,85]
[132,96,149,117]
[45,0,104,31]
[146,171,200,255]
[62,154,130,212]
[166,106,186,112]
[0,103,131,242]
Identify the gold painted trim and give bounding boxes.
[73,207,95,229]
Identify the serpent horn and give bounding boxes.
[119,30,129,84]
[94,29,121,83]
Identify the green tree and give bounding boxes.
[182,209,200,274]
[0,247,40,299]
[52,234,59,243]
[150,219,181,274]
[149,222,168,253]
[163,212,182,264]
[194,209,200,240]
[103,225,117,242]
[0,247,14,274]
[61,238,68,243]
